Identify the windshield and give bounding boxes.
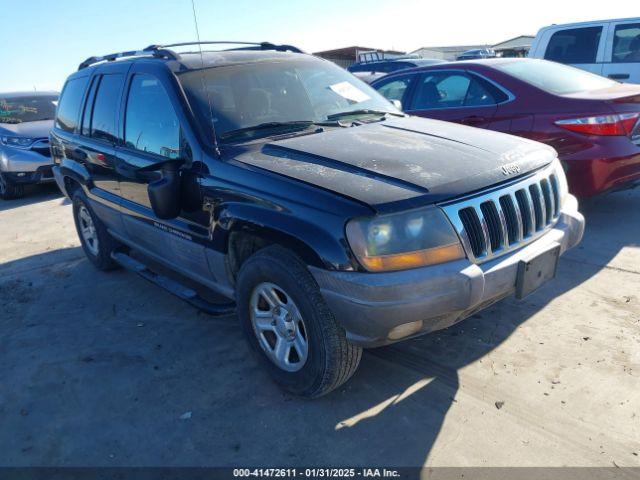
[0,95,58,124]
[178,57,399,142]
[494,59,618,95]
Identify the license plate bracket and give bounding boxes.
[515,244,561,299]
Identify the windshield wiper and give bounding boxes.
[220,121,317,141]
[326,109,403,121]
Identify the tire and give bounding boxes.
[0,172,25,200]
[236,245,362,398]
[72,190,120,271]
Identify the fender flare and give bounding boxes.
[216,203,353,271]
[58,158,92,195]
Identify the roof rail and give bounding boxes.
[146,41,304,54]
[78,47,180,70]
[78,41,304,71]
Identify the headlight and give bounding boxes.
[0,135,37,149]
[346,207,465,272]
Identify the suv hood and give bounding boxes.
[235,116,556,213]
[0,119,53,138]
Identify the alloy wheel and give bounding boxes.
[78,205,99,256]
[250,282,309,372]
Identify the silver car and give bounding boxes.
[0,91,59,199]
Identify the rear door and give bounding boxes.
[116,67,211,280]
[405,70,507,127]
[602,20,640,83]
[542,24,606,75]
[77,71,126,204]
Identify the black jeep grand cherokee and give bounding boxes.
[51,42,584,397]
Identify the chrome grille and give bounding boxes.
[440,163,563,264]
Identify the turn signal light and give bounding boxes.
[358,243,465,272]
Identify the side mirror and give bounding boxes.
[144,159,185,220]
[391,99,403,110]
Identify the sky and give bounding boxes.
[0,0,637,92]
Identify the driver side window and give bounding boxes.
[125,74,181,159]
[375,75,414,103]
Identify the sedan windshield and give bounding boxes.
[178,57,399,142]
[0,95,58,124]
[494,59,618,95]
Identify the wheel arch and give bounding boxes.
[220,205,354,283]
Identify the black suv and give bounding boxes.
[51,42,585,398]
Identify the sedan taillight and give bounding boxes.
[555,113,640,136]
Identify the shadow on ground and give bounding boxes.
[0,189,638,466]
[0,184,63,213]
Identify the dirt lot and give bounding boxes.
[0,184,639,467]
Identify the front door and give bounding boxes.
[116,71,211,281]
[405,71,502,128]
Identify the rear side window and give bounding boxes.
[89,74,124,143]
[544,26,602,64]
[55,76,89,133]
[612,23,640,63]
[124,74,180,159]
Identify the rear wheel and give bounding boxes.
[236,245,362,398]
[0,173,25,200]
[72,190,120,271]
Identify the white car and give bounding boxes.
[529,17,640,84]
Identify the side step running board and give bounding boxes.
[111,251,236,316]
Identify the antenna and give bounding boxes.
[190,0,220,156]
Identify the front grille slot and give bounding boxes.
[441,163,563,264]
[480,201,503,252]
[515,189,533,237]
[549,174,560,218]
[540,178,554,222]
[459,207,486,258]
[499,195,520,245]
[529,184,545,231]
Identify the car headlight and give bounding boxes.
[346,207,465,272]
[0,135,37,149]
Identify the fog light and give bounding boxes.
[388,320,424,340]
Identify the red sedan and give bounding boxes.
[371,58,640,197]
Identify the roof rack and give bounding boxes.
[77,42,304,71]
[146,41,304,54]
[78,47,179,70]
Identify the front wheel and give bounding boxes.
[236,246,362,398]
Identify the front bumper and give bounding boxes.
[3,165,55,184]
[1,146,54,184]
[312,195,585,347]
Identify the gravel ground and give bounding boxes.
[0,184,638,467]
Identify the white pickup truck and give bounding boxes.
[529,17,640,84]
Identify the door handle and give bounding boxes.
[608,73,630,80]
[461,115,486,125]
